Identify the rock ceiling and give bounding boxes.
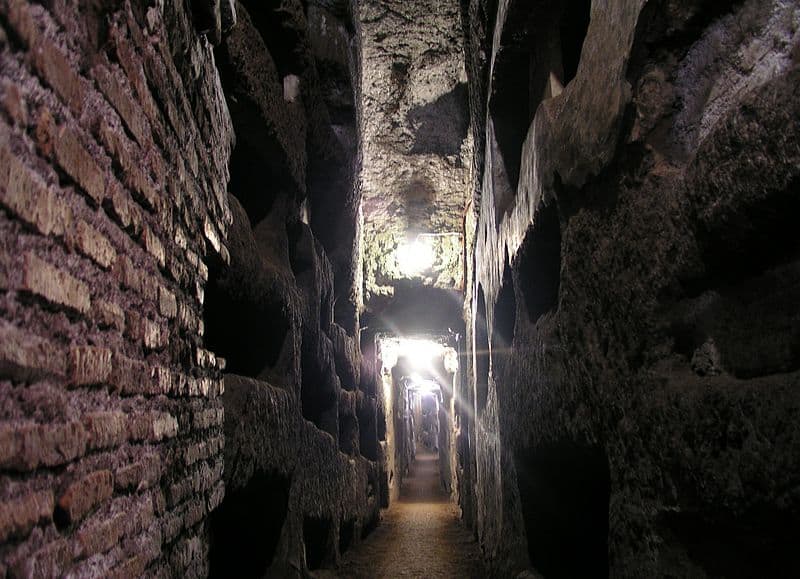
[357,0,471,305]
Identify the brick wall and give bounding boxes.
[0,0,233,575]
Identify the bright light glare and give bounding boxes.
[396,239,434,275]
[403,339,435,370]
[379,337,459,374]
[408,373,439,394]
[443,349,458,373]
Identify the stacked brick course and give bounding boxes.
[0,0,232,575]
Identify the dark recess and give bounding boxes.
[661,507,800,578]
[685,177,800,296]
[358,395,379,461]
[492,258,517,379]
[339,518,356,555]
[203,256,291,379]
[303,516,334,570]
[209,471,290,578]
[514,441,610,578]
[559,0,591,85]
[517,202,561,323]
[489,0,590,221]
[241,0,304,76]
[339,412,359,455]
[227,139,282,225]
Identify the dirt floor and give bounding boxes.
[319,450,486,578]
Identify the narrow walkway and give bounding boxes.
[323,451,486,578]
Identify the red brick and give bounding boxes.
[177,301,200,333]
[0,320,67,380]
[0,489,53,542]
[128,412,178,442]
[183,497,206,528]
[4,0,37,46]
[111,354,153,395]
[92,63,152,149]
[83,411,127,450]
[97,119,159,211]
[2,79,28,126]
[9,537,72,579]
[109,23,163,139]
[68,346,112,386]
[152,366,173,394]
[22,252,91,314]
[34,39,85,116]
[194,348,216,370]
[125,311,164,350]
[73,220,117,268]
[94,299,125,331]
[56,470,113,525]
[127,495,156,536]
[142,225,165,269]
[161,509,183,543]
[104,179,143,234]
[158,286,177,318]
[140,271,159,302]
[115,454,161,491]
[34,106,55,157]
[192,407,223,430]
[0,134,73,237]
[0,420,87,470]
[108,554,147,579]
[113,253,140,292]
[53,125,105,204]
[75,510,125,558]
[207,481,224,512]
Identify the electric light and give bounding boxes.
[443,348,458,373]
[407,373,439,394]
[396,238,434,275]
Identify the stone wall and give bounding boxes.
[205,0,381,575]
[0,0,379,575]
[0,0,232,575]
[461,0,800,576]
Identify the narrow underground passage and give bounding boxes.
[318,338,486,578]
[1,0,796,577]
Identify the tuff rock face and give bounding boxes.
[459,0,800,576]
[0,0,799,576]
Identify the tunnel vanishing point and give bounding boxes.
[0,0,799,577]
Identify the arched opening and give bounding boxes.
[209,471,290,578]
[492,258,517,379]
[489,0,591,223]
[303,516,334,571]
[514,441,610,578]
[518,203,562,323]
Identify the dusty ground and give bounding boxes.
[319,451,486,578]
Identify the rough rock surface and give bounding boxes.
[459,0,800,576]
[358,0,471,303]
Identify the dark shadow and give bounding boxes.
[517,203,561,323]
[339,518,356,555]
[209,471,290,578]
[492,258,517,378]
[408,83,470,155]
[304,516,334,571]
[514,441,610,578]
[358,395,378,461]
[660,507,800,578]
